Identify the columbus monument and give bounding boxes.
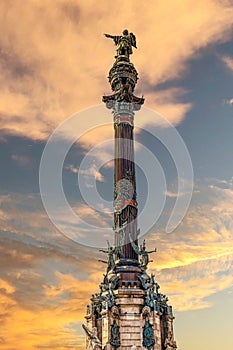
[83,30,177,350]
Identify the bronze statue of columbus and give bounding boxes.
[104,29,137,58]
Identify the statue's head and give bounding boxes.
[123,29,128,36]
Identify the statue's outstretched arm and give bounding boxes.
[104,33,114,39]
[147,248,157,254]
[82,324,92,339]
[129,233,140,254]
[104,34,120,46]
[99,249,108,253]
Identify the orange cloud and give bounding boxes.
[0,0,232,141]
[0,228,102,349]
[141,182,233,311]
[148,184,233,270]
[156,254,233,311]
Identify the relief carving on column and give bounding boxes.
[110,319,121,350]
[142,319,155,350]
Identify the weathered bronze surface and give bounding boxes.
[104,29,137,59]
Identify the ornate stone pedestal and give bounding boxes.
[84,265,177,350]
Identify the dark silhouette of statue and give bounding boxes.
[130,235,156,271]
[99,243,116,272]
[104,29,137,59]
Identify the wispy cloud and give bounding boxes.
[0,224,102,349]
[222,55,233,72]
[79,164,105,183]
[11,154,32,167]
[65,164,79,174]
[145,179,233,310]
[226,98,233,106]
[158,254,233,311]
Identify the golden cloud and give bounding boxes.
[149,184,233,270]
[143,182,233,311]
[0,0,232,141]
[156,254,233,311]
[0,227,102,349]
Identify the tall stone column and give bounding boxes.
[113,104,138,261]
[103,53,144,265]
[83,29,177,350]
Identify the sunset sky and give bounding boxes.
[0,1,233,349]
